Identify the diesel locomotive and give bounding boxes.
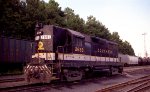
[24,25,123,83]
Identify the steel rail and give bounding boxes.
[0,78,24,83]
[127,80,150,92]
[96,75,150,92]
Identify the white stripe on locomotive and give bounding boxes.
[58,53,118,62]
[32,53,55,60]
[32,53,119,62]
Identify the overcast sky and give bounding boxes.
[44,0,150,57]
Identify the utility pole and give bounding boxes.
[142,33,147,57]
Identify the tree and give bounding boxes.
[110,32,120,42]
[45,0,65,26]
[23,0,47,39]
[0,0,135,55]
[0,0,29,38]
[63,7,85,33]
[85,16,111,39]
[0,0,65,39]
[110,32,135,55]
[120,41,135,55]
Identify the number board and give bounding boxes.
[41,35,51,40]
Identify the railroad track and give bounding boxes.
[1,84,51,92]
[1,66,150,91]
[0,78,24,83]
[1,75,150,92]
[96,75,150,92]
[124,66,150,72]
[126,80,150,92]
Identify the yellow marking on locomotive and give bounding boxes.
[75,47,84,52]
[38,41,44,50]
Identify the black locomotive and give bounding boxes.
[24,25,123,83]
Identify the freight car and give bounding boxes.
[24,25,123,83]
[118,54,139,66]
[0,36,35,74]
[138,57,150,65]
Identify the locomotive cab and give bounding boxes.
[24,25,56,83]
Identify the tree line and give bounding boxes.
[0,0,135,55]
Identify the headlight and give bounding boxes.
[35,36,40,40]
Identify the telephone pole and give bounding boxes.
[142,33,147,57]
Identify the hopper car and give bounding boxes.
[0,36,35,74]
[118,54,139,66]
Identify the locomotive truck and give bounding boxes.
[24,25,123,83]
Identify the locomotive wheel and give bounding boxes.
[107,67,112,76]
[84,68,93,78]
[112,67,119,75]
[64,70,83,82]
[118,67,123,73]
[108,67,119,76]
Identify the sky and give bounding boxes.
[44,0,150,57]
